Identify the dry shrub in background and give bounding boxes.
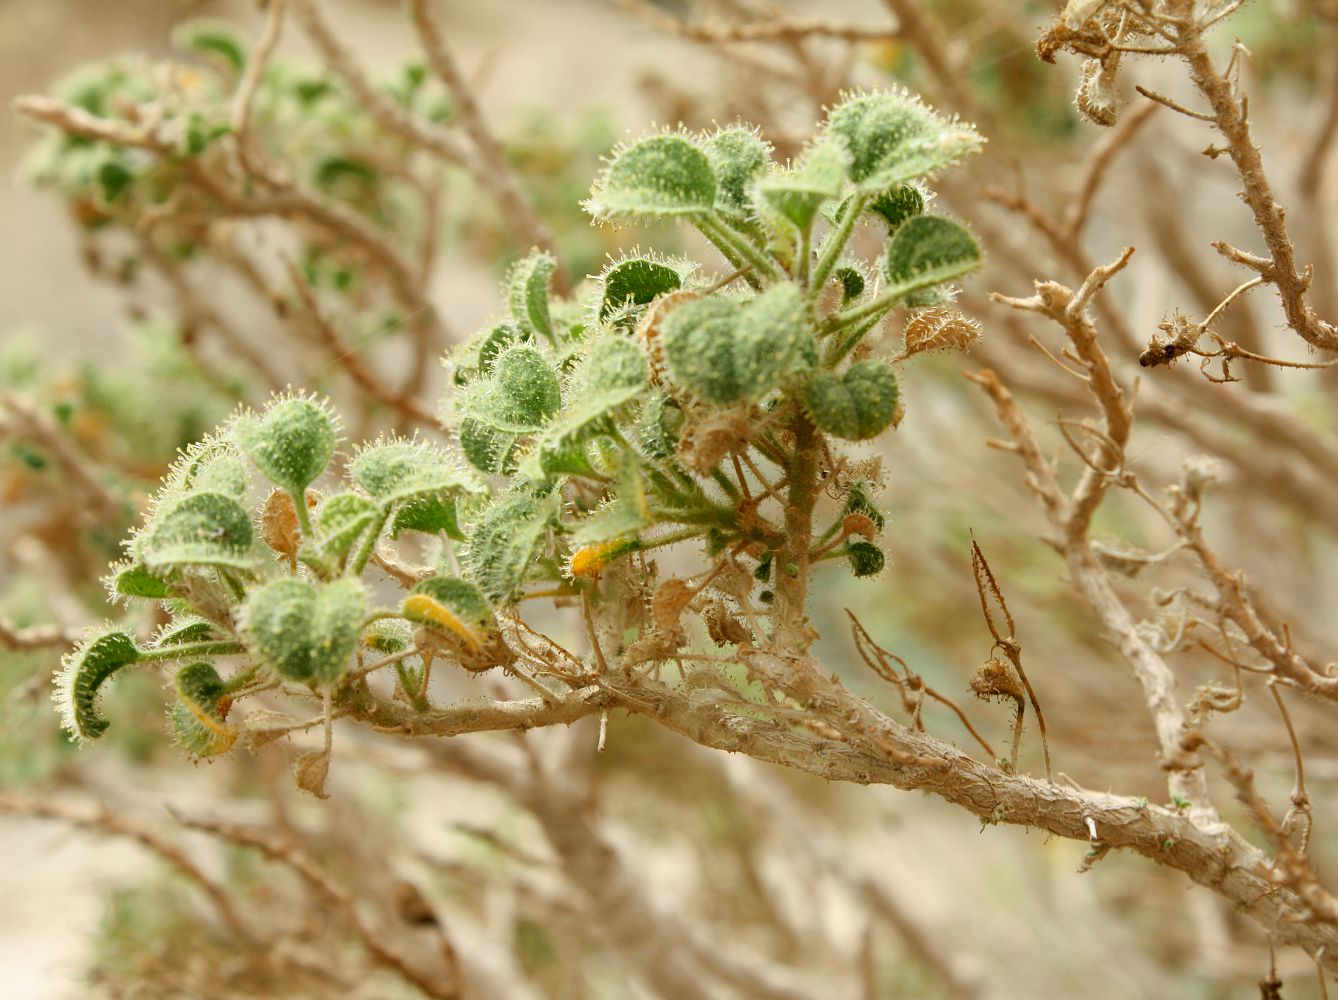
[3,0,1338,997]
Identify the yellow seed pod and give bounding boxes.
[567,538,640,579]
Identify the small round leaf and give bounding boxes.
[234,395,337,496]
[802,361,900,441]
[242,577,366,685]
[587,133,716,221]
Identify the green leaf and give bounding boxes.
[634,390,683,460]
[234,394,337,496]
[882,215,982,293]
[96,155,134,204]
[164,435,247,500]
[242,577,366,685]
[522,336,649,476]
[349,437,481,505]
[598,255,690,321]
[843,481,886,532]
[391,496,463,541]
[587,133,716,222]
[314,492,379,559]
[825,89,982,192]
[137,492,255,573]
[110,562,170,600]
[835,266,866,305]
[463,493,559,603]
[572,461,652,545]
[402,576,494,648]
[662,283,814,404]
[869,184,925,230]
[702,126,770,215]
[756,140,844,230]
[506,250,558,341]
[451,320,527,385]
[152,616,217,648]
[662,297,743,404]
[457,345,562,433]
[173,20,247,74]
[802,361,900,440]
[364,618,414,654]
[169,662,235,758]
[845,540,886,577]
[54,629,142,743]
[458,417,518,474]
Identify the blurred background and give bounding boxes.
[2,1,1337,997]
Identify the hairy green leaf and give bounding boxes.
[802,361,900,440]
[587,133,716,221]
[54,629,142,743]
[242,577,366,685]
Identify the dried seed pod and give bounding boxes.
[1075,57,1119,127]
[651,578,695,632]
[970,657,1025,704]
[901,306,981,358]
[704,600,751,647]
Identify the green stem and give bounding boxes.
[826,258,985,337]
[221,662,261,694]
[639,526,707,552]
[774,414,818,650]
[824,316,884,368]
[349,503,393,576]
[697,214,781,284]
[139,640,245,663]
[809,193,866,295]
[290,488,314,538]
[797,222,813,289]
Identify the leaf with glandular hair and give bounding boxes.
[522,336,649,470]
[586,132,716,222]
[54,629,142,743]
[458,417,518,475]
[314,492,378,560]
[350,437,482,507]
[506,249,558,341]
[107,561,170,601]
[392,495,463,541]
[450,320,527,385]
[663,283,814,404]
[662,297,744,404]
[241,577,365,685]
[462,492,559,603]
[635,390,683,460]
[825,89,982,193]
[756,140,845,230]
[835,266,866,305]
[572,461,652,545]
[364,618,414,654]
[882,215,981,298]
[869,184,926,231]
[151,615,217,648]
[162,434,248,500]
[702,126,770,216]
[169,661,235,758]
[233,393,338,496]
[457,345,562,433]
[136,491,255,573]
[845,540,886,577]
[842,481,886,532]
[402,576,494,651]
[598,253,695,321]
[802,361,900,441]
